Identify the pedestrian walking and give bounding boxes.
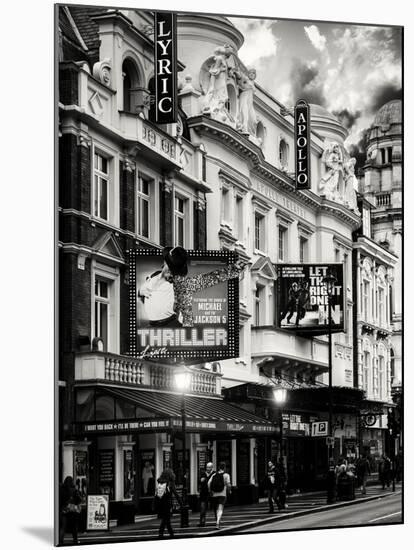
[208,462,232,529]
[379,455,392,489]
[198,462,215,527]
[59,476,82,545]
[355,454,371,494]
[264,460,278,513]
[275,457,287,509]
[153,468,182,538]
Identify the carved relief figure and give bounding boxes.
[200,46,232,122]
[235,68,258,135]
[320,142,344,201]
[344,157,359,212]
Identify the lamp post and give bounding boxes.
[273,387,287,464]
[322,271,337,504]
[174,369,192,528]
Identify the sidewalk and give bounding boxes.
[68,482,402,544]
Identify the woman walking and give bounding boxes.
[208,462,232,529]
[59,476,82,545]
[154,469,182,538]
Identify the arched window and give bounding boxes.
[225,85,237,119]
[256,121,265,146]
[122,58,141,113]
[148,76,156,122]
[279,138,289,169]
[390,348,395,385]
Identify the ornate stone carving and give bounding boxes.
[123,157,135,173]
[343,157,359,213]
[93,58,112,87]
[319,142,345,201]
[234,67,258,135]
[200,45,234,123]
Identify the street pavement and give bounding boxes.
[66,483,402,545]
[242,491,402,532]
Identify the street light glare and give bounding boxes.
[175,371,192,391]
[273,387,287,404]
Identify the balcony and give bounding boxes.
[376,193,391,208]
[251,326,329,376]
[74,352,221,396]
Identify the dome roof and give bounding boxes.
[308,103,348,142]
[372,99,402,128]
[309,103,340,124]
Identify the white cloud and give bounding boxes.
[304,25,327,52]
[229,18,279,68]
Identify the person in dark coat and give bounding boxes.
[264,460,278,513]
[59,476,82,544]
[379,455,392,489]
[154,469,182,537]
[275,458,287,509]
[356,454,371,494]
[198,462,215,527]
[280,283,300,324]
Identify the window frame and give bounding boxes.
[93,150,110,221]
[91,262,120,354]
[136,173,152,239]
[278,224,288,262]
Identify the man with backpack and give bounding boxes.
[198,462,215,527]
[208,462,232,529]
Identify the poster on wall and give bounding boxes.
[74,450,88,505]
[276,263,344,334]
[86,495,109,531]
[123,450,135,500]
[98,450,115,501]
[140,450,156,496]
[129,248,242,361]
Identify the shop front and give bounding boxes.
[224,383,364,493]
[65,383,276,525]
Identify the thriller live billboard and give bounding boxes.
[128,248,241,361]
[276,263,344,335]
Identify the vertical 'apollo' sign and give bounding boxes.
[294,100,311,190]
[154,12,177,124]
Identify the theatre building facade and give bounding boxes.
[57,6,394,524]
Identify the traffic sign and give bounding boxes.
[326,436,335,446]
[311,421,328,437]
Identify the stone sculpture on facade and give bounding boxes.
[344,157,359,213]
[200,45,233,122]
[199,45,259,139]
[319,142,345,202]
[235,67,258,135]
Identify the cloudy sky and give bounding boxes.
[228,17,402,161]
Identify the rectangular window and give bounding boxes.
[378,355,385,399]
[94,278,110,351]
[235,195,244,240]
[255,213,265,251]
[378,287,385,325]
[363,352,370,394]
[221,187,231,223]
[254,285,265,326]
[372,358,378,397]
[278,226,287,261]
[299,237,308,263]
[93,152,109,220]
[363,281,369,321]
[174,195,186,247]
[137,175,151,238]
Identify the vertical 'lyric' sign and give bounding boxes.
[154,12,177,124]
[294,100,311,190]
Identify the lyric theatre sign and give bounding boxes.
[154,12,177,124]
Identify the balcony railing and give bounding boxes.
[376,193,391,207]
[75,352,221,395]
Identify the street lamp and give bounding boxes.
[322,271,337,504]
[174,368,191,528]
[273,387,287,464]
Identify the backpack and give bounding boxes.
[153,482,169,513]
[210,472,225,492]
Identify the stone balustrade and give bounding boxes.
[75,353,221,395]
